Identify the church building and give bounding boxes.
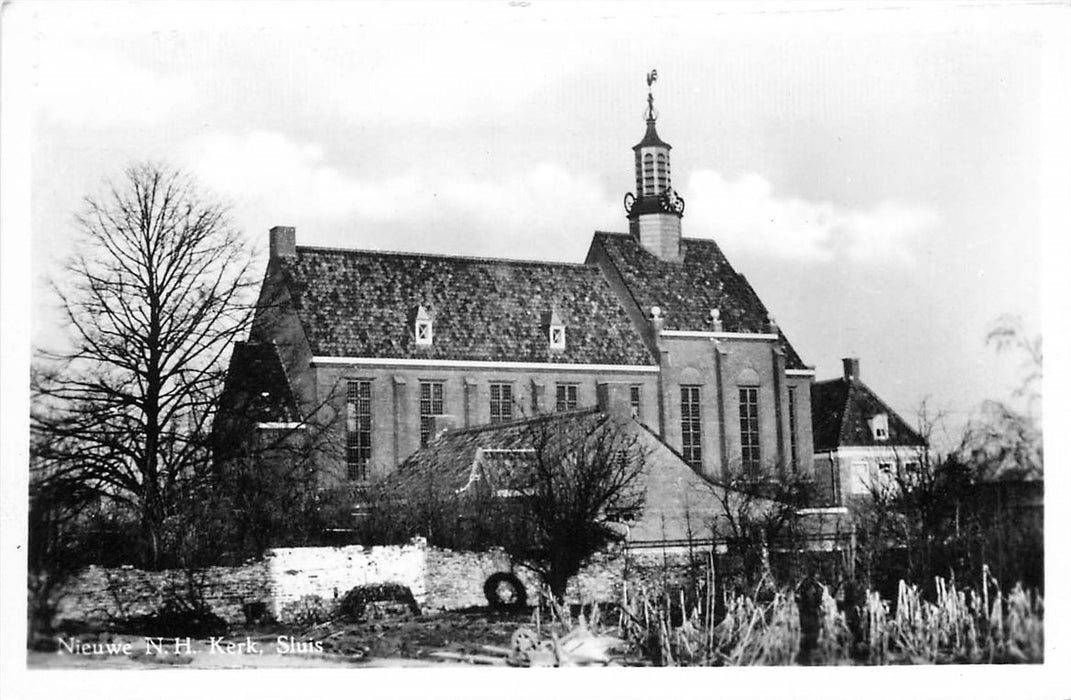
[224,74,827,492]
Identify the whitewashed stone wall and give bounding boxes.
[52,541,709,626]
[267,540,427,618]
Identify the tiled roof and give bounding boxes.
[386,408,607,496]
[810,377,925,451]
[385,408,815,546]
[218,342,297,424]
[274,247,655,366]
[591,232,807,369]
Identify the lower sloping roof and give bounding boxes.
[385,408,788,547]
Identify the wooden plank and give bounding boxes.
[479,644,514,657]
[429,651,507,666]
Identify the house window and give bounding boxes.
[346,380,372,481]
[419,381,444,446]
[870,413,889,441]
[490,383,513,424]
[877,461,895,490]
[630,385,642,419]
[556,383,578,411]
[788,386,799,473]
[739,387,761,477]
[680,385,702,469]
[656,153,669,192]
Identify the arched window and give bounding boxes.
[656,153,668,192]
[643,153,655,196]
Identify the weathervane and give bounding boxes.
[645,69,658,121]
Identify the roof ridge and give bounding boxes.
[439,406,602,439]
[836,380,856,446]
[294,244,596,269]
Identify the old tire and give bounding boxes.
[484,572,528,610]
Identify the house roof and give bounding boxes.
[218,341,297,424]
[272,246,656,366]
[386,408,608,496]
[382,407,798,546]
[810,377,925,451]
[590,232,807,369]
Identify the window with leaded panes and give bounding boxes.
[788,386,799,473]
[556,383,578,411]
[680,385,702,468]
[490,383,513,424]
[346,380,372,480]
[739,387,760,477]
[630,385,642,419]
[419,381,444,446]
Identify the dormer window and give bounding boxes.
[414,305,433,346]
[547,308,566,350]
[869,413,889,441]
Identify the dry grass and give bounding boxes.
[616,563,1043,666]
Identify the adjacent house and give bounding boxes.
[810,358,927,504]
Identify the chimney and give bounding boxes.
[650,305,665,336]
[269,226,296,259]
[842,357,860,381]
[596,382,633,420]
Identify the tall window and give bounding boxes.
[656,153,668,192]
[490,383,513,424]
[630,385,642,419]
[680,386,702,469]
[346,380,372,480]
[739,387,761,477]
[787,386,799,473]
[556,383,578,411]
[419,381,444,447]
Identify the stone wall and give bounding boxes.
[266,541,426,619]
[53,561,272,625]
[52,540,713,627]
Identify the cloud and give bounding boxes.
[183,130,616,256]
[183,131,937,266]
[33,38,195,129]
[685,170,938,265]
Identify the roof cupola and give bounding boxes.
[623,70,684,262]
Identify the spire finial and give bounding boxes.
[645,69,658,121]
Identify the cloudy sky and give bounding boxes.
[13,1,1069,448]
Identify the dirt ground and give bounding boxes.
[28,607,551,669]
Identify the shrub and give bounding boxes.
[337,583,420,621]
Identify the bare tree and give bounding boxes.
[32,162,257,569]
[376,412,649,601]
[960,314,1042,480]
[495,414,649,600]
